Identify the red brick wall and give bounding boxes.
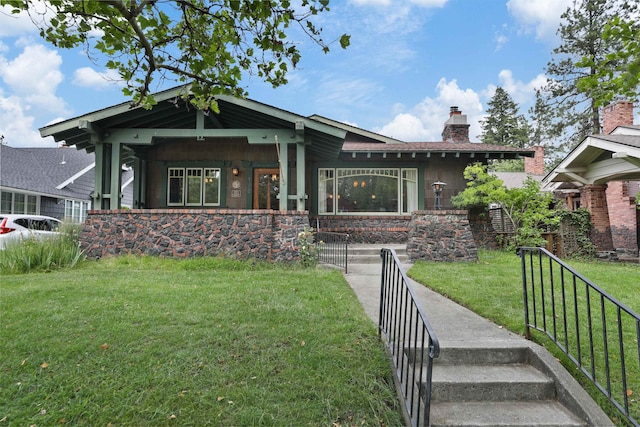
[602,101,634,134]
[524,146,545,175]
[606,181,639,254]
[580,184,613,251]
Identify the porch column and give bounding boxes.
[580,184,613,251]
[94,142,122,210]
[278,135,288,211]
[108,142,122,210]
[132,156,146,209]
[295,121,306,212]
[93,141,104,208]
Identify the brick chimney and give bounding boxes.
[602,101,634,135]
[524,145,545,176]
[441,106,470,142]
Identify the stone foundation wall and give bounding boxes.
[80,209,310,262]
[468,209,500,249]
[312,215,410,243]
[407,210,478,262]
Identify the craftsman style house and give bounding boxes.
[39,86,534,260]
[543,101,640,261]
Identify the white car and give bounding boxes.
[0,214,63,249]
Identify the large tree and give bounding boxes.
[577,1,640,107]
[479,86,530,148]
[1,0,350,110]
[537,0,628,153]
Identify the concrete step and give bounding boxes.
[430,401,586,427]
[430,363,556,402]
[348,244,408,264]
[404,342,606,426]
[410,342,530,366]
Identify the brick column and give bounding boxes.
[606,181,639,256]
[580,184,613,251]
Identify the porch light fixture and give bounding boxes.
[432,181,447,210]
[232,167,240,176]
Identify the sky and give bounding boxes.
[1,0,637,149]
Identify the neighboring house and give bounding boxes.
[37,87,535,259]
[543,101,640,259]
[0,145,134,222]
[493,145,546,189]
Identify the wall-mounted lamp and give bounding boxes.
[232,167,240,176]
[432,181,447,210]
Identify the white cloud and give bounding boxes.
[376,78,483,141]
[0,41,69,147]
[0,3,53,37]
[483,69,547,106]
[506,0,571,41]
[349,0,392,5]
[316,76,383,110]
[0,94,56,147]
[494,32,509,51]
[0,42,68,114]
[409,0,448,7]
[73,67,122,89]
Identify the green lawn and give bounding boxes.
[0,256,404,426]
[408,250,639,426]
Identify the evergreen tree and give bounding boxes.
[479,87,530,148]
[538,0,628,153]
[577,1,640,106]
[528,90,564,168]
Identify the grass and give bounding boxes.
[407,249,639,426]
[0,223,85,274]
[0,256,404,426]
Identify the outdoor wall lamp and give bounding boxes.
[432,181,447,210]
[232,167,240,176]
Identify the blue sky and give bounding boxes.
[2,0,633,148]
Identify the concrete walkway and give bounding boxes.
[341,248,614,426]
[344,257,525,345]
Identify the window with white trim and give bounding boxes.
[168,167,221,207]
[0,191,38,214]
[65,200,90,223]
[318,168,418,215]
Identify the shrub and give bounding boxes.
[297,227,321,268]
[0,222,85,274]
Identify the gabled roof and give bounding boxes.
[309,115,405,144]
[611,125,640,135]
[341,141,534,159]
[0,145,94,200]
[40,86,348,160]
[543,130,640,188]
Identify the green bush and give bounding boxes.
[0,222,85,274]
[297,227,321,268]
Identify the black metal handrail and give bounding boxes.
[315,231,349,273]
[379,248,440,427]
[518,247,640,427]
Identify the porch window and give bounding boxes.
[65,200,90,223]
[186,168,203,205]
[168,167,221,207]
[203,169,220,205]
[168,168,185,205]
[318,168,418,215]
